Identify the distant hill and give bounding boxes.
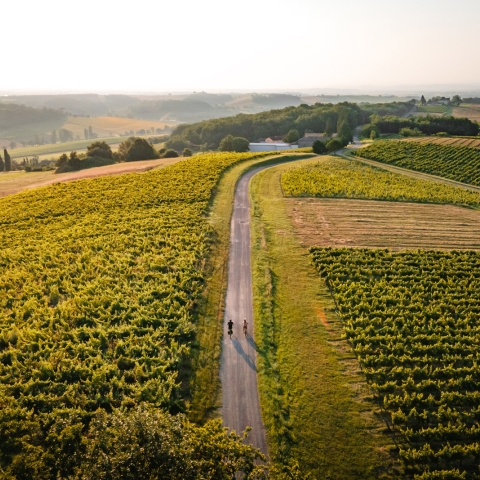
[0,103,66,130]
[0,93,305,123]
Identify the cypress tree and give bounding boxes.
[0,153,4,172]
[4,149,11,172]
[420,95,427,106]
[325,118,335,136]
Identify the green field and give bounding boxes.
[354,140,480,187]
[311,248,480,479]
[281,157,480,207]
[0,151,274,477]
[415,105,452,115]
[7,136,125,160]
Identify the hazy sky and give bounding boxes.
[3,0,480,93]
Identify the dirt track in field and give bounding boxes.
[286,198,480,251]
[0,158,180,198]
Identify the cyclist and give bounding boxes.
[242,318,248,337]
[227,319,233,338]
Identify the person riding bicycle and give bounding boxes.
[242,318,248,336]
[227,319,233,337]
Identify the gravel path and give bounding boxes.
[220,166,268,455]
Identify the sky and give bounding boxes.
[3,0,480,94]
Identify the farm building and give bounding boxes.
[249,142,298,152]
[298,133,332,148]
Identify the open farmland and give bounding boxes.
[0,157,181,198]
[0,151,273,477]
[286,198,480,250]
[311,248,480,479]
[354,141,480,186]
[452,103,480,122]
[61,116,176,138]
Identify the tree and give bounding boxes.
[219,135,249,152]
[86,141,113,159]
[182,148,193,157]
[283,129,300,143]
[84,128,89,140]
[326,139,342,155]
[58,128,74,143]
[337,120,353,145]
[325,118,335,136]
[9,141,16,149]
[312,140,328,154]
[0,153,4,172]
[370,129,378,140]
[4,149,11,171]
[420,95,427,106]
[88,126,93,139]
[56,153,68,167]
[51,130,57,143]
[451,95,462,106]
[126,138,159,161]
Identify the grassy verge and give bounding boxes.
[189,153,315,424]
[249,161,400,479]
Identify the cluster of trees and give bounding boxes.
[361,114,479,137]
[166,102,412,151]
[0,149,12,172]
[83,125,97,140]
[55,138,168,173]
[463,97,480,104]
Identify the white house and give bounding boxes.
[249,142,298,152]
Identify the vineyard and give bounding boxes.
[281,157,480,207]
[0,151,271,477]
[311,248,480,479]
[403,137,480,150]
[353,141,480,186]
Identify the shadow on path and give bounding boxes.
[231,336,257,372]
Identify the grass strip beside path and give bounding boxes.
[249,161,400,479]
[189,153,315,424]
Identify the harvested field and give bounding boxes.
[286,198,480,250]
[453,103,480,122]
[0,157,181,197]
[402,136,480,149]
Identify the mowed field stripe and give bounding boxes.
[286,198,480,250]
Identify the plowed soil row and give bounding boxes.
[287,198,480,251]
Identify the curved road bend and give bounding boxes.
[220,165,272,455]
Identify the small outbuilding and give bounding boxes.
[249,142,298,152]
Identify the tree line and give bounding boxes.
[165,101,413,151]
[361,114,479,138]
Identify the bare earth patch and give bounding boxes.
[0,158,181,198]
[286,198,480,251]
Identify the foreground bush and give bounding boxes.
[3,406,266,479]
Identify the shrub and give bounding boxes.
[399,127,423,137]
[163,149,179,158]
[126,138,160,162]
[183,148,193,157]
[86,141,113,159]
[326,139,342,154]
[219,135,249,152]
[283,129,300,143]
[312,140,328,154]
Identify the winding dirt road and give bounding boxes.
[220,166,269,455]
